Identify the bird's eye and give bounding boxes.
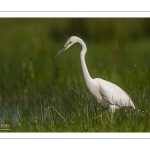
[65,41,72,47]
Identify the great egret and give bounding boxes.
[55,36,135,112]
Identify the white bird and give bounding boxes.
[55,36,135,112]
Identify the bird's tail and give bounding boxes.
[129,100,146,114]
[129,99,136,109]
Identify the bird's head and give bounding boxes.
[55,36,76,58]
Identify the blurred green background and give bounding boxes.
[0,18,150,93]
[0,18,150,131]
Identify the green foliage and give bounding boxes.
[0,18,150,132]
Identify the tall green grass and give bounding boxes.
[0,19,150,132]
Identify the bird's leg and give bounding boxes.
[108,104,116,113]
[108,104,117,119]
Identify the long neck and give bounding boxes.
[76,38,93,86]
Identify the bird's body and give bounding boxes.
[56,36,135,112]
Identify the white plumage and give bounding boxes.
[56,36,135,112]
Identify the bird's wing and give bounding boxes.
[96,78,135,108]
